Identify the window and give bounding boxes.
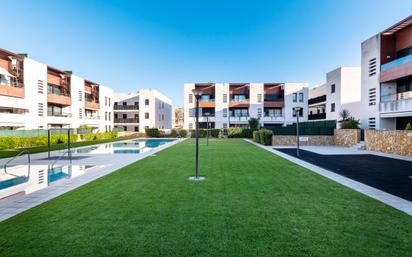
[105,112,107,121]
[162,114,164,120]
[368,117,376,129]
[134,101,138,106]
[37,80,44,94]
[134,114,139,119]
[79,108,82,119]
[108,98,111,106]
[145,99,149,105]
[369,58,377,77]
[189,94,193,103]
[122,114,127,119]
[38,103,44,116]
[331,103,335,112]
[257,94,262,103]
[369,88,376,106]
[105,97,107,106]
[145,112,149,119]
[223,108,227,117]
[108,112,111,121]
[123,102,127,106]
[79,91,83,101]
[223,94,228,103]
[299,93,304,102]
[293,93,297,102]
[162,103,164,109]
[123,126,127,131]
[114,113,118,119]
[331,84,335,93]
[292,108,303,117]
[257,108,262,118]
[134,126,139,132]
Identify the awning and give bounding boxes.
[0,67,14,77]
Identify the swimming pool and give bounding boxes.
[73,138,176,154]
[0,164,98,201]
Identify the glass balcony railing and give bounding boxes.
[381,91,412,102]
[381,54,412,72]
[0,79,24,88]
[47,111,72,118]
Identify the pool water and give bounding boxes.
[73,138,176,154]
[0,164,97,200]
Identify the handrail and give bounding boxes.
[4,150,30,174]
[50,150,70,170]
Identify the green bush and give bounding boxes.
[405,123,412,130]
[81,131,117,141]
[241,129,254,138]
[210,129,220,138]
[228,127,243,138]
[0,134,78,150]
[190,129,207,138]
[171,128,188,138]
[252,129,273,145]
[145,128,161,138]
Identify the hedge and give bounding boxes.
[0,132,118,150]
[171,128,188,138]
[253,129,273,145]
[145,128,161,138]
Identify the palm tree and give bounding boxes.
[338,109,350,123]
[338,109,360,129]
[248,118,259,130]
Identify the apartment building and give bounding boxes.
[361,15,412,130]
[183,82,308,130]
[114,89,172,133]
[0,48,114,131]
[308,67,361,123]
[172,107,184,128]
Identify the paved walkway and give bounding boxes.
[247,140,412,216]
[0,138,184,222]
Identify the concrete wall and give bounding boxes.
[365,130,412,157]
[334,129,361,147]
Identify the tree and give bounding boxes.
[248,118,259,130]
[405,123,412,130]
[338,109,360,129]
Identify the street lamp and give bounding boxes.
[189,88,206,181]
[294,107,302,157]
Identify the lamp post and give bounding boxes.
[189,88,206,181]
[294,107,302,157]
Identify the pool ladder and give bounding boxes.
[2,150,31,176]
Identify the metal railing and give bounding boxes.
[47,111,72,118]
[0,79,24,88]
[3,150,30,174]
[308,95,327,105]
[114,105,139,110]
[114,118,139,123]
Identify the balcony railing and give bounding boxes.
[114,105,139,110]
[85,98,99,103]
[230,98,249,102]
[264,94,283,101]
[381,54,412,72]
[47,111,72,118]
[308,113,326,120]
[199,98,215,102]
[381,91,412,102]
[308,95,326,105]
[84,115,100,120]
[0,79,24,88]
[114,118,139,123]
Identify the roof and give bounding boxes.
[382,15,412,35]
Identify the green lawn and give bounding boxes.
[0,136,134,159]
[0,139,411,256]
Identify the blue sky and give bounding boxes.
[2,0,412,106]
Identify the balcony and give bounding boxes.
[380,91,412,117]
[84,115,100,120]
[229,97,249,108]
[0,79,25,98]
[308,95,326,105]
[198,98,215,108]
[114,118,139,124]
[198,116,215,123]
[85,100,100,110]
[380,54,412,83]
[229,115,249,123]
[262,115,284,123]
[47,111,72,118]
[114,105,139,110]
[308,113,326,120]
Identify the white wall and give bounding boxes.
[284,83,308,125]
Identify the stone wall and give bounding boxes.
[272,135,334,146]
[365,130,412,157]
[334,129,360,147]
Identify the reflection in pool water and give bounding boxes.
[0,164,97,202]
[74,139,176,154]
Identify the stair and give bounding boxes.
[352,141,365,150]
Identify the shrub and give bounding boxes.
[405,123,412,130]
[210,129,220,138]
[228,127,243,138]
[145,128,161,138]
[80,132,118,141]
[190,129,207,138]
[248,118,259,130]
[241,128,253,138]
[0,134,79,150]
[253,129,273,145]
[171,128,188,138]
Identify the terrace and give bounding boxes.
[0,49,25,98]
[264,83,284,108]
[47,67,71,106]
[229,83,249,107]
[84,80,100,110]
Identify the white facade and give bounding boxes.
[360,15,412,130]
[0,48,114,131]
[114,89,172,133]
[183,82,308,130]
[308,67,361,126]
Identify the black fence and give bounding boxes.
[264,120,336,136]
